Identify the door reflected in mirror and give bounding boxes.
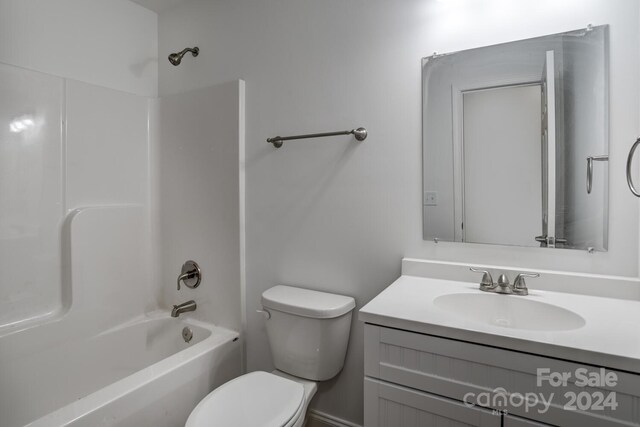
[422,25,609,251]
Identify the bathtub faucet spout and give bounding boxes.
[172,300,197,318]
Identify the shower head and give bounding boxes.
[168,47,199,66]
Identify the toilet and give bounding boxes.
[186,285,356,427]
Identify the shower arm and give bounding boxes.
[177,47,199,57]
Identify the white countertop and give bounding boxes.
[359,275,640,373]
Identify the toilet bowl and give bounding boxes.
[186,286,355,426]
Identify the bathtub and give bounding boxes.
[0,312,241,427]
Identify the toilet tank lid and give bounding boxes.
[262,285,356,319]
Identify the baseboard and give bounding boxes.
[306,409,362,427]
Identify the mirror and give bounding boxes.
[422,25,609,251]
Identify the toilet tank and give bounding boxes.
[261,286,356,381]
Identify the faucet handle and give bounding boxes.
[513,272,539,296]
[469,267,494,290]
[177,260,202,291]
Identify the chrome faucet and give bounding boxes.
[469,268,539,296]
[171,300,197,317]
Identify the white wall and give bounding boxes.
[0,0,157,96]
[151,81,244,333]
[157,0,640,424]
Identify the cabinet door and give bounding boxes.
[365,378,501,427]
[504,414,553,427]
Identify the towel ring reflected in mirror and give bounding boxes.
[627,137,640,197]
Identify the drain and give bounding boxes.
[182,327,193,343]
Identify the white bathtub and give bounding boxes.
[0,312,241,427]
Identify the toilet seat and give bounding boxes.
[186,371,305,427]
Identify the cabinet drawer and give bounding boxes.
[364,324,640,426]
[365,377,501,427]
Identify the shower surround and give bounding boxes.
[0,55,244,426]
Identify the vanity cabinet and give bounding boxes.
[364,324,640,427]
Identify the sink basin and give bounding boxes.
[433,293,585,331]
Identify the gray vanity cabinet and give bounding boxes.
[363,324,640,427]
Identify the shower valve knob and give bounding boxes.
[177,260,201,290]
